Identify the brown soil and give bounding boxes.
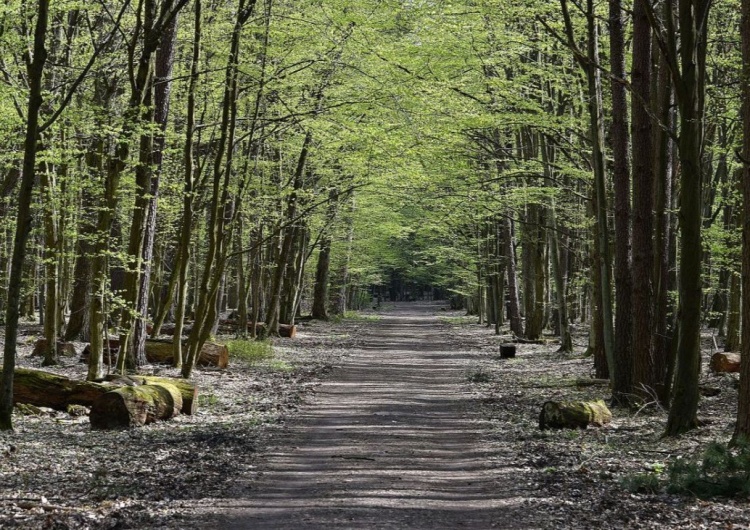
[203,302,541,529]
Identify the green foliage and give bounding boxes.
[622,440,750,498]
[667,441,750,498]
[621,473,662,494]
[466,367,491,383]
[227,339,274,364]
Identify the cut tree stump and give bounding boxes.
[11,368,114,410]
[710,352,741,373]
[31,339,77,358]
[144,339,228,368]
[499,344,516,359]
[539,399,612,430]
[90,382,183,430]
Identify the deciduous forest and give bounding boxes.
[1,0,750,527]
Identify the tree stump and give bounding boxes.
[90,382,183,430]
[539,400,612,429]
[500,344,516,359]
[710,352,740,373]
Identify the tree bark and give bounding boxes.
[631,0,657,403]
[733,0,750,442]
[609,0,633,404]
[0,0,50,431]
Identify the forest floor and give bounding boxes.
[0,301,748,529]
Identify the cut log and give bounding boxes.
[499,344,516,359]
[710,352,741,373]
[102,374,198,415]
[31,339,77,358]
[144,339,228,368]
[539,399,612,430]
[11,368,114,410]
[90,382,183,430]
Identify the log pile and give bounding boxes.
[539,399,612,430]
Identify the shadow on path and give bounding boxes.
[205,302,545,529]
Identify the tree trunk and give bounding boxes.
[733,0,750,442]
[172,0,201,367]
[503,217,523,337]
[631,0,657,403]
[665,0,711,436]
[609,0,632,404]
[0,0,49,431]
[585,4,615,383]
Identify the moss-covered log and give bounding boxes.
[89,382,183,430]
[102,374,198,415]
[539,399,612,429]
[144,339,228,368]
[710,352,741,373]
[11,368,114,410]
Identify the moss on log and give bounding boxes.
[144,339,228,368]
[539,399,612,429]
[11,368,114,410]
[710,352,740,373]
[139,376,198,415]
[89,382,183,430]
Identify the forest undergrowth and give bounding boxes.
[1,310,748,529]
[458,317,750,529]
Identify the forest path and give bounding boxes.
[207,302,541,529]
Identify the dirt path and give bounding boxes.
[207,302,541,529]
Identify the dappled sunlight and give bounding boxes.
[205,302,545,528]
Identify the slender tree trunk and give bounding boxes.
[665,0,711,436]
[732,0,750,441]
[586,6,615,382]
[0,0,49,431]
[653,34,675,401]
[173,0,201,366]
[503,217,523,337]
